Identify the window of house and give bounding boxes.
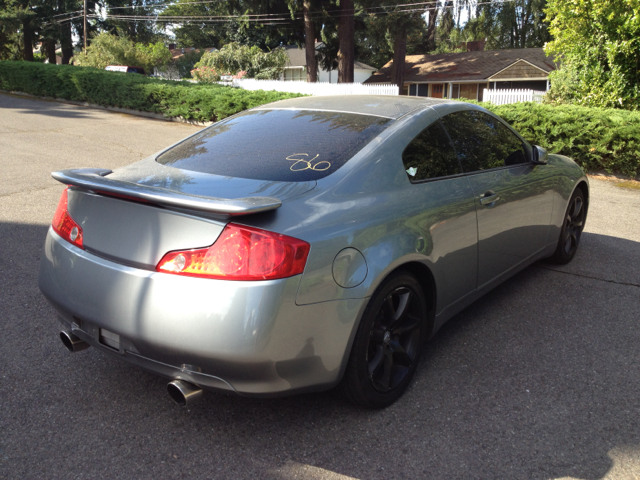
[402,120,462,182]
[284,68,305,81]
[440,111,527,172]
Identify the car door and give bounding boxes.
[401,118,478,311]
[440,110,555,287]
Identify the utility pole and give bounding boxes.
[83,0,87,52]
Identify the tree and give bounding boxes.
[337,0,355,82]
[0,0,89,63]
[99,0,167,44]
[356,1,428,87]
[545,0,640,109]
[161,0,302,50]
[426,0,549,55]
[355,3,435,70]
[286,0,321,82]
[160,0,237,49]
[0,0,26,60]
[0,0,37,60]
[491,0,549,48]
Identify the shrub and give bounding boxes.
[195,43,288,80]
[0,61,302,122]
[72,32,172,74]
[482,102,640,178]
[544,0,640,110]
[191,66,219,83]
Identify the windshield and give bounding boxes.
[156,109,392,182]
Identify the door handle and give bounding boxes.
[480,192,500,205]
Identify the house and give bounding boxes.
[364,47,556,101]
[283,44,377,83]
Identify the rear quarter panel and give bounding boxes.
[238,107,478,319]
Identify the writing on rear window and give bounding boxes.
[156,109,391,182]
[286,154,331,172]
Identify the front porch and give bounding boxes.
[403,79,549,101]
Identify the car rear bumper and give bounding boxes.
[39,228,366,396]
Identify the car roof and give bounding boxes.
[257,95,456,120]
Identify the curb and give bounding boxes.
[0,90,213,127]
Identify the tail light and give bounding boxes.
[52,188,84,249]
[156,223,310,281]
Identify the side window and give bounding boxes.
[440,111,527,172]
[402,120,461,182]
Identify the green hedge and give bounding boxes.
[0,61,301,123]
[480,102,640,178]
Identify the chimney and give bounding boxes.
[466,40,486,52]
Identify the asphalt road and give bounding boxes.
[1,93,639,480]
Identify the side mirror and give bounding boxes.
[532,145,548,165]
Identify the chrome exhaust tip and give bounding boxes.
[167,380,203,407]
[60,330,90,352]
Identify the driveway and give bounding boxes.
[1,93,639,480]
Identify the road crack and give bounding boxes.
[536,265,640,288]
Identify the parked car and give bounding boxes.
[105,65,146,75]
[39,96,588,408]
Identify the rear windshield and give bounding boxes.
[156,109,392,182]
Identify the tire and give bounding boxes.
[549,188,586,264]
[339,271,428,408]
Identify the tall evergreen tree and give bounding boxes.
[337,0,355,82]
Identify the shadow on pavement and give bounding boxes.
[1,221,638,479]
[540,232,640,287]
[0,93,97,120]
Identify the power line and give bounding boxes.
[53,0,515,27]
[104,0,440,12]
[51,9,84,18]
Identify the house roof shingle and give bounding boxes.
[364,48,556,84]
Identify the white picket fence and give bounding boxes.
[232,79,399,96]
[483,88,546,105]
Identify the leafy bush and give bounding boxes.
[0,61,302,122]
[72,33,172,74]
[195,42,288,80]
[191,66,219,83]
[544,0,640,110]
[480,102,640,178]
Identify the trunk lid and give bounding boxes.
[59,160,316,269]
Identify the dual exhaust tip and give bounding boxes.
[60,330,90,352]
[167,380,203,407]
[59,330,203,406]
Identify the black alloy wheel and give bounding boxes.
[367,286,423,393]
[340,272,428,408]
[550,189,586,264]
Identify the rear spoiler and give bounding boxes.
[52,168,282,216]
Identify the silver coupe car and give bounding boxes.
[39,96,589,408]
